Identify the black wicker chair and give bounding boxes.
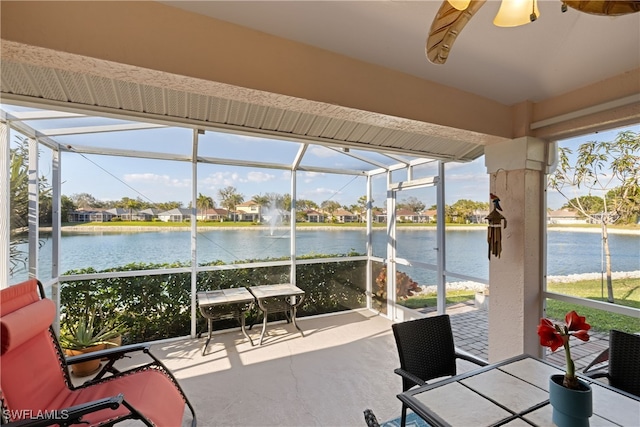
[392,315,487,427]
[585,329,640,397]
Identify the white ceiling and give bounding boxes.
[162,0,640,106]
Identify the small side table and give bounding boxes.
[197,288,255,355]
[248,284,306,345]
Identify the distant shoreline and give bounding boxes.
[420,270,640,294]
[55,224,640,235]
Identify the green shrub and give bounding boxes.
[61,254,367,344]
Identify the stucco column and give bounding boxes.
[484,136,550,362]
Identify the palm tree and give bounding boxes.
[196,193,214,219]
[218,186,244,221]
[123,197,142,221]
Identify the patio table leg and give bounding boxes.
[288,294,305,336]
[202,318,213,356]
[240,311,254,346]
[291,306,304,337]
[259,309,269,345]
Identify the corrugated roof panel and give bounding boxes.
[208,97,230,123]
[244,104,268,128]
[358,126,386,144]
[382,131,418,150]
[451,141,485,160]
[277,110,301,133]
[332,121,359,141]
[0,59,486,163]
[320,118,347,139]
[189,93,210,122]
[306,116,332,137]
[227,100,250,125]
[24,65,67,102]
[262,107,286,131]
[0,62,40,98]
[166,89,188,118]
[404,136,450,153]
[292,113,316,135]
[115,80,143,112]
[89,75,120,110]
[397,133,431,151]
[344,123,371,142]
[372,129,402,151]
[57,69,94,105]
[141,84,165,115]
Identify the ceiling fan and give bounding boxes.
[426,0,640,64]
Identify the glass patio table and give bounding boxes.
[248,283,305,345]
[397,354,640,427]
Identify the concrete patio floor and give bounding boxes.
[108,306,609,427]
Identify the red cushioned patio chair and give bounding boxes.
[0,279,197,426]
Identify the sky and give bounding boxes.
[7,104,638,211]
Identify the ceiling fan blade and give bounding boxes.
[564,0,640,16]
[426,0,487,65]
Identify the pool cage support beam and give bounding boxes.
[190,129,199,338]
[28,136,39,280]
[366,174,373,310]
[51,145,62,335]
[436,161,447,314]
[290,170,297,286]
[386,171,396,319]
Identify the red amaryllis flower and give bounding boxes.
[565,310,590,332]
[537,311,591,389]
[537,319,565,351]
[572,330,590,342]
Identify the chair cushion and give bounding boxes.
[1,298,56,355]
[59,369,187,427]
[0,279,41,315]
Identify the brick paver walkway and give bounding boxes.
[421,302,609,372]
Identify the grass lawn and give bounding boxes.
[399,290,476,309]
[546,277,639,333]
[399,278,640,334]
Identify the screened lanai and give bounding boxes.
[3,101,493,349]
[2,0,639,367]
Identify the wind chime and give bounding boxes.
[485,193,507,259]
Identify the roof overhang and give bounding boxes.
[1,1,638,162]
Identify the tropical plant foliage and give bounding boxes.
[549,130,640,302]
[59,306,122,350]
[9,136,52,275]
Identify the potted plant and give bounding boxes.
[59,306,123,377]
[537,310,593,427]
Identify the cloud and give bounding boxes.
[201,172,235,188]
[124,173,190,188]
[232,134,275,144]
[246,171,275,183]
[309,146,338,158]
[300,187,340,200]
[303,171,325,183]
[446,172,487,182]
